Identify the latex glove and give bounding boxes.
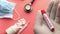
[34,0,60,34]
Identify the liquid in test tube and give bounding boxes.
[41,10,54,32]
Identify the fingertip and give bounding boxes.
[35,10,43,26]
[37,10,43,19]
[37,10,42,15]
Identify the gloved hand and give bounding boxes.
[34,0,60,34]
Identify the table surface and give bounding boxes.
[0,0,50,34]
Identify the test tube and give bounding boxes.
[41,10,54,32]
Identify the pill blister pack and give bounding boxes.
[6,18,29,34]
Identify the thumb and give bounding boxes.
[35,10,43,26]
[34,10,43,34]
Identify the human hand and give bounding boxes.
[34,0,60,34]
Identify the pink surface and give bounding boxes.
[0,0,50,34]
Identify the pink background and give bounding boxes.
[0,0,50,34]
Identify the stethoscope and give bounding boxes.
[24,0,34,13]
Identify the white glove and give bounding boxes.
[34,0,60,34]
